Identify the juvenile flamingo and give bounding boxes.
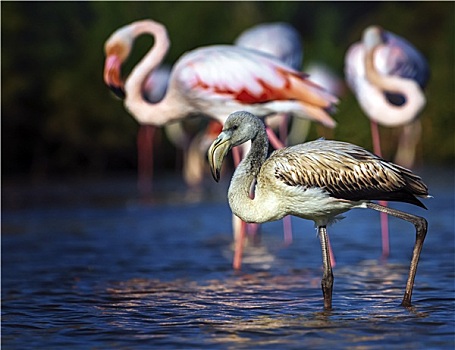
[208,111,429,310]
[344,25,429,258]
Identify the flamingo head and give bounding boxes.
[362,25,385,51]
[208,111,263,182]
[103,25,135,99]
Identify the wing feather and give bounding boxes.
[268,140,428,207]
[173,45,338,108]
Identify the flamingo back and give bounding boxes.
[234,22,303,70]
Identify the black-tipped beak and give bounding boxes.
[104,55,125,99]
[108,85,126,99]
[207,131,231,182]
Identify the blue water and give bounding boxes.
[2,167,454,349]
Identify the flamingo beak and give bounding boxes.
[207,131,232,182]
[103,55,125,99]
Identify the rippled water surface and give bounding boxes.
[2,167,454,349]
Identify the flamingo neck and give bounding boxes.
[227,127,272,223]
[363,46,426,127]
[124,21,187,125]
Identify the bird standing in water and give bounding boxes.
[208,111,429,310]
[345,25,429,258]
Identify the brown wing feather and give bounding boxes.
[269,139,428,208]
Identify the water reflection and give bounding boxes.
[93,260,451,348]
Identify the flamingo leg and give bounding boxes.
[366,202,427,307]
[318,225,333,310]
[394,120,422,169]
[231,146,252,270]
[232,217,246,270]
[370,120,390,259]
[266,127,286,149]
[283,216,293,245]
[137,125,156,196]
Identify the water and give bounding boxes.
[2,167,454,349]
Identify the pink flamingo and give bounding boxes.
[344,25,429,258]
[103,19,339,269]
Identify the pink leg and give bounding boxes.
[137,125,156,196]
[370,120,390,259]
[233,219,247,270]
[231,146,251,269]
[283,216,293,245]
[327,232,336,268]
[266,127,286,149]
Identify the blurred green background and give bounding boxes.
[2,1,454,181]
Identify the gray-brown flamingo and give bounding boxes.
[208,111,429,310]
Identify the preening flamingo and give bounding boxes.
[345,25,429,258]
[208,111,428,310]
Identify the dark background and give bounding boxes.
[2,1,454,182]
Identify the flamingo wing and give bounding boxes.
[172,45,337,109]
[382,31,430,89]
[269,140,428,207]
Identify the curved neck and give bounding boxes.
[227,126,271,223]
[124,21,177,125]
[363,46,426,126]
